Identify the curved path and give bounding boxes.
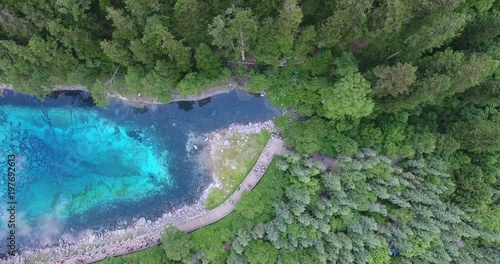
[17,135,284,264]
[175,135,285,232]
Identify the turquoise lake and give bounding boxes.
[0,90,281,252]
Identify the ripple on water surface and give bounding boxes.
[0,90,281,252]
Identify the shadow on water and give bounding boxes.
[177,97,212,112]
[177,101,195,111]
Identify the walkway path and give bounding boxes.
[18,135,285,264]
[175,135,285,232]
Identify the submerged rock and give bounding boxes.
[12,139,20,147]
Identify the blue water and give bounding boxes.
[0,90,281,251]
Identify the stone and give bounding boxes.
[193,144,198,150]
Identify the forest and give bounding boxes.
[1,0,499,263]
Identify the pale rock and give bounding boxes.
[136,218,146,227]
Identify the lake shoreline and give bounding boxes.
[0,83,273,263]
[2,121,277,264]
[0,82,263,107]
[187,120,276,209]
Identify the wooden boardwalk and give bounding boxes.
[175,135,285,232]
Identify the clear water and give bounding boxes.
[0,90,281,251]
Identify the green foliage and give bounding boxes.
[101,149,498,264]
[285,117,327,153]
[176,73,207,97]
[254,0,303,65]
[245,240,279,264]
[142,16,192,73]
[302,50,332,76]
[208,7,257,62]
[161,227,193,262]
[453,121,500,153]
[172,0,209,47]
[333,52,359,78]
[248,70,270,92]
[195,43,223,79]
[100,246,167,264]
[319,73,374,119]
[372,62,417,97]
[2,2,500,263]
[478,205,500,234]
[369,247,391,264]
[318,0,373,48]
[451,164,495,210]
[435,134,461,156]
[402,12,470,60]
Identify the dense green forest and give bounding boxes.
[1,0,499,263]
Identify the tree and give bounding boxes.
[318,0,373,48]
[195,43,222,79]
[453,121,500,153]
[161,227,193,262]
[100,39,132,66]
[142,15,192,73]
[245,240,279,264]
[452,165,494,210]
[402,12,470,60]
[105,7,138,41]
[172,0,209,47]
[0,7,36,40]
[372,62,417,97]
[320,73,374,119]
[124,0,161,26]
[208,7,258,62]
[254,0,303,65]
[46,21,106,68]
[249,0,281,19]
[435,134,460,156]
[285,117,328,153]
[302,50,332,76]
[333,52,359,78]
[291,25,318,64]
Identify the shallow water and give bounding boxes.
[0,90,281,252]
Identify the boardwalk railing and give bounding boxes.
[174,135,284,233]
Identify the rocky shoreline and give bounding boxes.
[186,121,276,208]
[0,82,255,107]
[2,121,277,264]
[4,196,209,263]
